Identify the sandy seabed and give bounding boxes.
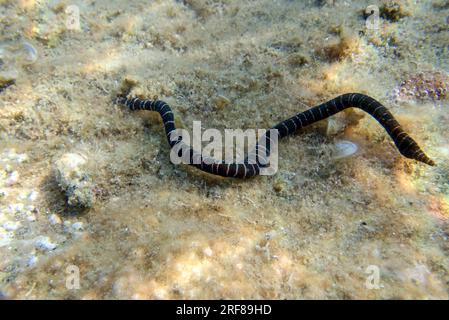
[0,0,448,299]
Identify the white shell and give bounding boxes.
[332,140,358,160]
[18,42,38,65]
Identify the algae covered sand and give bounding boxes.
[0,0,448,299]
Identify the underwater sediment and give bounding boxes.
[0,0,448,299]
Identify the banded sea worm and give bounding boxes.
[115,93,435,178]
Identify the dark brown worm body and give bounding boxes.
[115,93,434,178]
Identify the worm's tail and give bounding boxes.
[273,93,435,166]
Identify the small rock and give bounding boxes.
[213,95,231,109]
[265,230,277,241]
[71,222,84,231]
[55,153,87,172]
[3,150,28,163]
[48,214,61,225]
[5,171,19,186]
[203,247,213,257]
[3,164,13,173]
[326,117,346,136]
[3,221,20,231]
[28,191,38,202]
[17,190,29,200]
[273,179,285,193]
[63,220,71,227]
[27,255,38,267]
[34,236,57,251]
[9,203,24,213]
[54,153,95,208]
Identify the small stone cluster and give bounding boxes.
[397,71,449,101]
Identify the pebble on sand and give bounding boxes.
[34,236,57,251]
[54,153,95,208]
